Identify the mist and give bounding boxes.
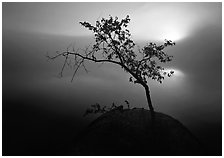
[3,2,221,155]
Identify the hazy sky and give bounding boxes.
[3,3,221,40]
[3,2,222,155]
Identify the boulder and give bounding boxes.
[72,108,205,156]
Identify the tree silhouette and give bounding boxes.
[47,15,175,117]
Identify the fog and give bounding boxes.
[3,2,221,155]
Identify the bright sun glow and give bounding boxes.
[129,4,209,42]
[165,68,185,78]
[160,29,184,42]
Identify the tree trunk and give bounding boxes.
[144,85,155,132]
[144,85,154,112]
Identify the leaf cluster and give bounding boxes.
[83,100,131,117]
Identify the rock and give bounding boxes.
[72,108,205,156]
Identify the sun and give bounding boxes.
[160,29,185,42]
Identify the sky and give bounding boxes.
[2,2,222,155]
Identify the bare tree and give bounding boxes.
[47,15,175,117]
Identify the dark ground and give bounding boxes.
[2,97,88,156]
[2,97,222,156]
[73,108,206,155]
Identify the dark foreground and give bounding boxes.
[72,108,205,156]
[3,100,221,156]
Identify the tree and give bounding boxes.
[47,15,175,117]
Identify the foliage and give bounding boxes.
[79,15,175,85]
[83,100,131,117]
